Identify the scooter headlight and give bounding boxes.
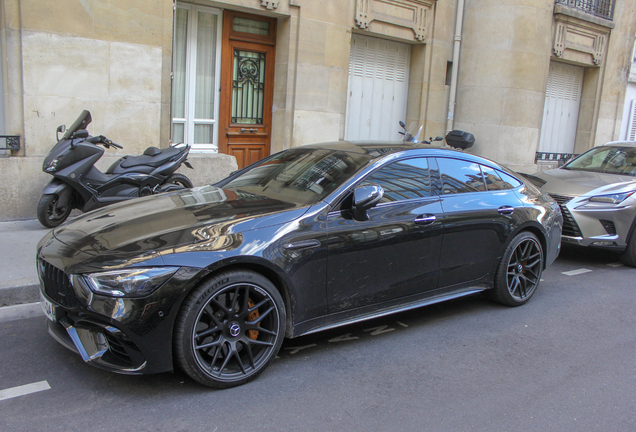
[45,157,62,173]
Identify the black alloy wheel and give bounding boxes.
[490,231,544,306]
[36,193,73,228]
[174,270,285,388]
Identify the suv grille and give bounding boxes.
[548,194,583,238]
[39,260,76,308]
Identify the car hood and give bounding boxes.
[51,185,309,260]
[534,168,636,197]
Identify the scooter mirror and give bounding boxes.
[56,125,66,142]
[71,130,89,139]
[434,136,444,141]
[399,121,406,129]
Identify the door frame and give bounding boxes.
[218,10,277,167]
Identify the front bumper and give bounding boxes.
[549,193,635,251]
[38,260,206,375]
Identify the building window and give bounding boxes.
[172,4,222,152]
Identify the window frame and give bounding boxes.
[171,4,223,152]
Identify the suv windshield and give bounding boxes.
[222,147,372,205]
[564,146,636,177]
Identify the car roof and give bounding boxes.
[602,141,636,147]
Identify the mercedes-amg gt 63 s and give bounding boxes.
[37,140,562,388]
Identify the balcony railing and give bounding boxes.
[555,0,615,20]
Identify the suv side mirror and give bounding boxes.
[352,185,384,221]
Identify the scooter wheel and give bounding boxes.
[37,193,72,228]
[164,173,193,189]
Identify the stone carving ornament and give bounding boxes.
[355,0,434,42]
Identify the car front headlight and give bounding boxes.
[81,267,179,297]
[577,192,635,209]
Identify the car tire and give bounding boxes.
[619,228,636,268]
[174,269,286,388]
[489,231,544,307]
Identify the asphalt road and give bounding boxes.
[1,245,635,432]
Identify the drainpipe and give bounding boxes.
[446,0,466,134]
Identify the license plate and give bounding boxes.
[40,292,57,323]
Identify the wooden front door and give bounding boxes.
[219,11,276,169]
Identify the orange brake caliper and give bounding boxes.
[246,298,260,340]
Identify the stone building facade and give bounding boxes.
[1,0,635,220]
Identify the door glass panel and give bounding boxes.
[361,158,432,203]
[233,17,270,36]
[480,165,508,191]
[232,50,266,125]
[436,158,486,194]
[194,124,215,144]
[172,123,185,143]
[172,8,188,119]
[194,12,217,120]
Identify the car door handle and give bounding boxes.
[283,239,321,250]
[498,206,515,215]
[414,214,436,225]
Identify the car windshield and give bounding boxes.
[563,146,636,177]
[222,147,372,205]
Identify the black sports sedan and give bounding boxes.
[37,140,562,388]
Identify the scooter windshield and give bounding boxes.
[62,110,93,139]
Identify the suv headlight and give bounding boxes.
[81,267,179,297]
[577,192,635,209]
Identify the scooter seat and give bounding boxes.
[119,146,183,169]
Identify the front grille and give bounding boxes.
[600,219,617,235]
[39,260,76,308]
[548,194,583,237]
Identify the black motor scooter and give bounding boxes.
[37,110,194,228]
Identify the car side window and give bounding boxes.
[436,158,486,194]
[360,157,432,203]
[496,170,522,189]
[481,165,511,191]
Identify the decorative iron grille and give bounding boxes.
[535,152,579,164]
[555,0,615,20]
[0,135,20,151]
[231,50,266,124]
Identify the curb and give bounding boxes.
[0,302,43,323]
[0,283,40,307]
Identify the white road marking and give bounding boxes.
[363,325,395,336]
[284,344,317,355]
[562,268,593,276]
[607,262,624,268]
[0,381,50,402]
[396,321,408,328]
[328,334,359,343]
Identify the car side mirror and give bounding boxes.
[352,185,384,221]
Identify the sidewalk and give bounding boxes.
[0,219,50,307]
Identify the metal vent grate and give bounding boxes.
[548,194,583,237]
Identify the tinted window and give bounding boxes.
[497,170,522,188]
[481,165,512,191]
[361,157,432,203]
[223,148,371,205]
[436,158,485,194]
